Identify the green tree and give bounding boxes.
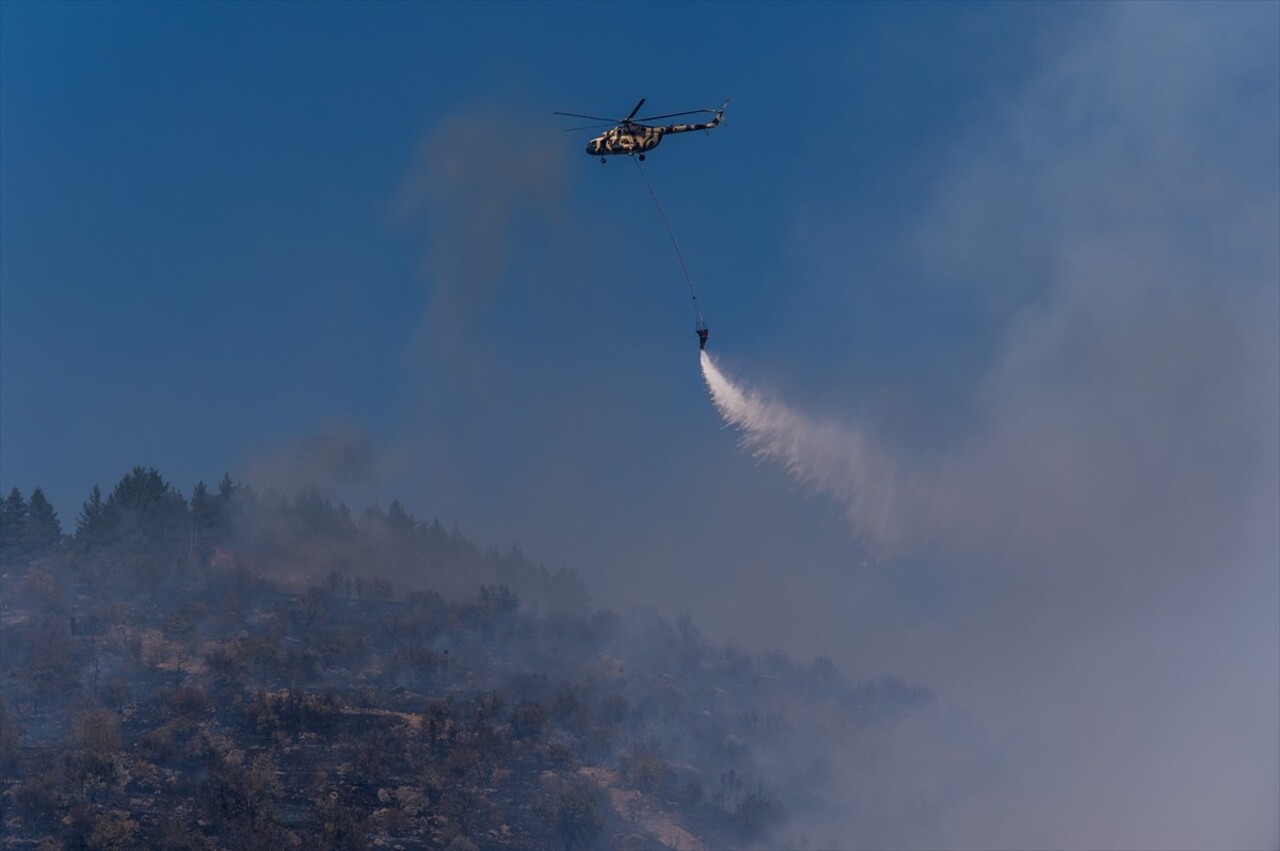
[76,484,108,546]
[190,474,238,562]
[386,499,414,533]
[105,467,189,548]
[0,487,28,564]
[80,467,190,581]
[189,481,216,562]
[466,584,519,638]
[25,487,63,558]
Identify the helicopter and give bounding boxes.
[556,97,729,162]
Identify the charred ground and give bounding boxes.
[0,467,937,850]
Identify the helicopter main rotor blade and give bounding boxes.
[561,122,616,132]
[626,98,646,121]
[554,111,618,123]
[634,108,715,122]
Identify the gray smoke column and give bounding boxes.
[698,5,1277,845]
[240,424,378,502]
[397,103,568,354]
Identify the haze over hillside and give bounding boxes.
[1,468,949,850]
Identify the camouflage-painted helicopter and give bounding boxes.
[556,97,729,163]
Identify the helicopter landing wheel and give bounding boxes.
[600,157,607,164]
[638,153,645,161]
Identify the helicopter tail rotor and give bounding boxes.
[713,98,730,126]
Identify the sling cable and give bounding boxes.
[634,158,710,350]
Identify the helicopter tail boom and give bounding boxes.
[661,99,730,136]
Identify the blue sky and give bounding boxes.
[3,3,1278,845]
[1,1,1071,518]
[1,1,1093,583]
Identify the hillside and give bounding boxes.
[0,468,938,850]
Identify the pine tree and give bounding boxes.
[0,487,29,564]
[25,488,62,558]
[190,479,237,562]
[190,481,213,563]
[387,499,414,533]
[104,467,189,566]
[75,485,107,547]
[73,469,190,580]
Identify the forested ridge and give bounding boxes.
[0,467,936,850]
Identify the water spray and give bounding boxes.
[632,154,912,547]
[699,349,910,552]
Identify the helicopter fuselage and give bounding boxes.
[586,114,722,160]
